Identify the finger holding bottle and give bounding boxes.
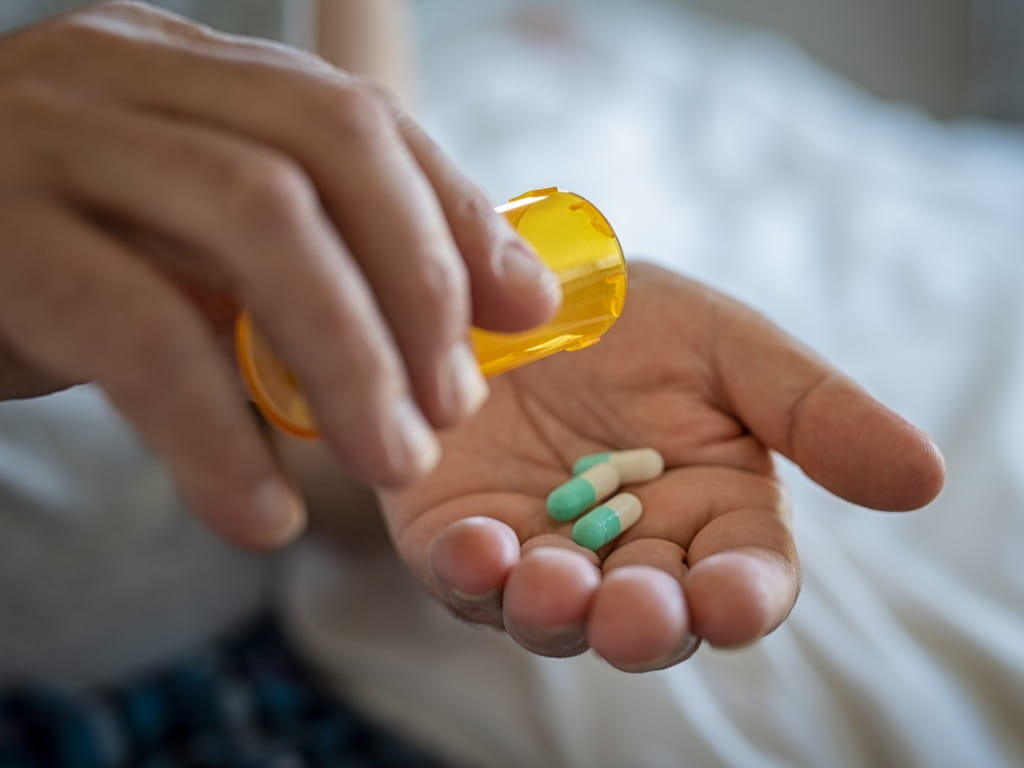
[0,1,562,548]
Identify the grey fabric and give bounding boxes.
[0,387,270,690]
[971,0,1024,121]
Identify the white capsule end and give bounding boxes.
[609,449,665,484]
[605,492,643,530]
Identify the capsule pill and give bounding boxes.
[572,492,643,550]
[547,461,620,522]
[572,448,665,483]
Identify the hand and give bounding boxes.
[0,2,559,548]
[380,263,945,672]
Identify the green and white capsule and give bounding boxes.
[572,448,665,483]
[546,461,620,522]
[572,492,643,551]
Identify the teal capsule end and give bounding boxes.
[572,505,622,550]
[572,452,612,476]
[547,476,598,522]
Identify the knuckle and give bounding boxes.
[45,3,184,56]
[301,300,406,400]
[451,184,493,224]
[413,258,469,331]
[86,1,211,40]
[33,19,139,74]
[360,81,401,114]
[47,10,124,45]
[446,184,509,264]
[340,334,404,397]
[0,18,98,77]
[220,152,317,233]
[91,0,149,13]
[328,339,406,412]
[84,1,166,23]
[313,80,389,142]
[451,185,503,246]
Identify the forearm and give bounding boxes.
[314,0,413,103]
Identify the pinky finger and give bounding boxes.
[0,203,304,549]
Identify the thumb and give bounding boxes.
[714,295,945,511]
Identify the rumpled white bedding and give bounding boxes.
[281,2,1024,766]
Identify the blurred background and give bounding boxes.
[663,0,1023,121]
[6,2,1020,765]
[24,0,1024,120]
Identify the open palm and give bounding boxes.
[380,263,944,672]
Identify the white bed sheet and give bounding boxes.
[282,2,1024,766]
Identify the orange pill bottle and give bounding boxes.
[236,187,626,438]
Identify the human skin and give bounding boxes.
[0,1,560,549]
[373,263,946,671]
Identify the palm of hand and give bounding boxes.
[380,264,944,672]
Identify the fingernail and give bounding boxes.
[445,343,488,419]
[505,622,588,658]
[391,397,441,478]
[451,587,502,605]
[450,588,503,625]
[253,479,307,546]
[500,240,562,302]
[615,634,703,673]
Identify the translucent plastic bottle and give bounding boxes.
[236,188,627,438]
